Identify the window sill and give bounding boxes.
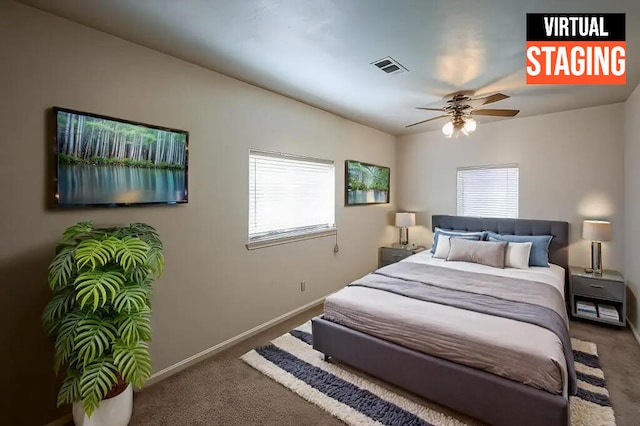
[246,227,337,250]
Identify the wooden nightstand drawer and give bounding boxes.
[572,276,624,302]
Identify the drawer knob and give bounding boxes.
[590,284,604,289]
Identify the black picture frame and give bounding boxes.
[345,160,390,206]
[51,106,189,208]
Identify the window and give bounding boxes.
[457,165,519,218]
[248,150,335,248]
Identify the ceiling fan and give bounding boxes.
[406,91,520,138]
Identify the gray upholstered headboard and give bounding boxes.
[431,215,569,273]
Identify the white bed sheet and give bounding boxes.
[323,252,569,396]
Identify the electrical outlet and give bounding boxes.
[300,281,306,292]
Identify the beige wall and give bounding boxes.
[397,104,625,271]
[0,2,396,424]
[624,83,640,337]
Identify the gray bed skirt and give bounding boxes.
[312,316,569,426]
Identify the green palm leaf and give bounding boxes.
[101,236,122,253]
[74,314,117,367]
[129,223,160,240]
[116,305,151,346]
[61,221,94,243]
[115,237,149,271]
[57,368,81,406]
[80,357,119,417]
[76,239,116,270]
[145,242,165,277]
[75,270,125,311]
[43,286,76,335]
[113,340,152,389]
[127,264,150,285]
[138,275,155,291]
[113,284,148,314]
[112,226,135,239]
[54,312,85,373]
[48,245,76,291]
[136,276,155,303]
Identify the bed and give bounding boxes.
[312,215,572,426]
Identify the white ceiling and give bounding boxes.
[18,0,640,135]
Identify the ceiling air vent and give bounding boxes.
[372,56,408,75]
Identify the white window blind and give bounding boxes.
[457,165,519,218]
[248,150,335,247]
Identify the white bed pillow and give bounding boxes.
[433,235,452,258]
[504,241,533,269]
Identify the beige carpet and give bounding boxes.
[131,305,640,425]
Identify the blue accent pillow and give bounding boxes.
[431,228,487,254]
[487,233,553,267]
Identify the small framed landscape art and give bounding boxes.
[345,160,390,206]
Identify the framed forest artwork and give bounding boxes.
[53,107,189,207]
[345,160,390,206]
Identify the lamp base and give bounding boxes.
[399,227,409,246]
[590,241,603,275]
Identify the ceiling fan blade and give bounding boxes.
[464,93,510,108]
[415,107,446,112]
[405,115,449,128]
[477,93,509,105]
[471,108,520,117]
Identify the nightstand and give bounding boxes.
[379,244,425,268]
[569,266,626,327]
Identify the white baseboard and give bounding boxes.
[628,317,640,347]
[144,296,325,387]
[44,413,72,426]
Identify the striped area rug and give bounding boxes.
[241,321,616,426]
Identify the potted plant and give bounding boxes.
[42,221,164,425]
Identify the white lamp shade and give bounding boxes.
[582,220,612,242]
[395,212,416,228]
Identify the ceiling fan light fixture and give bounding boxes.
[442,121,454,138]
[442,117,476,139]
[463,118,477,134]
[406,92,518,132]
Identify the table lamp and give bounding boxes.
[395,212,416,246]
[582,220,612,275]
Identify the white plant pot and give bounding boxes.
[72,384,133,426]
